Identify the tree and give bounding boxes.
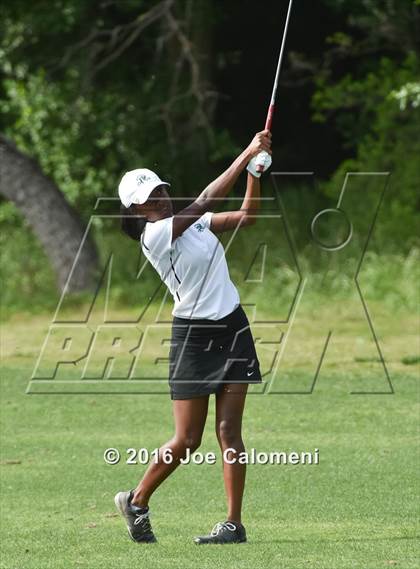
[0,0,231,203]
[0,135,99,292]
[0,0,228,301]
[288,0,420,248]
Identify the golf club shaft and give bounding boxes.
[257,0,293,172]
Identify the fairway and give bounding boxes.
[1,307,419,569]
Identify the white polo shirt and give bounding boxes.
[141,212,240,320]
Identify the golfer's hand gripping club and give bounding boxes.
[246,130,272,178]
[247,151,272,178]
[256,111,275,173]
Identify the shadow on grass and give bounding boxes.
[257,535,419,545]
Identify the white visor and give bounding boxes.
[118,168,170,208]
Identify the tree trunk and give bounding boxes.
[0,135,99,293]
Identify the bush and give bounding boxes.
[313,54,420,250]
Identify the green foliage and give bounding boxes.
[0,215,58,316]
[402,354,420,365]
[0,1,237,215]
[1,69,144,210]
[1,0,419,315]
[313,53,420,248]
[2,202,418,320]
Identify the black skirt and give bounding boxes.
[169,304,262,400]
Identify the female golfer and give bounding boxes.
[115,130,272,544]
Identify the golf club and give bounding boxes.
[257,0,294,172]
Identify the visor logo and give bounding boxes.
[136,174,152,185]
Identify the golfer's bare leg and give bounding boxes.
[131,396,209,507]
[215,383,248,524]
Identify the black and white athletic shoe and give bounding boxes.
[114,490,157,543]
[194,521,247,544]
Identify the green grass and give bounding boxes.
[2,207,420,318]
[1,305,419,569]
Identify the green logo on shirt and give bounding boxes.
[194,223,204,232]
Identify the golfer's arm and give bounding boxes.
[172,147,253,240]
[196,147,253,208]
[241,172,260,218]
[209,173,260,234]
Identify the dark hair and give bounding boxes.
[120,204,147,241]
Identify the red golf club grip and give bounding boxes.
[264,103,275,131]
[256,104,275,172]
